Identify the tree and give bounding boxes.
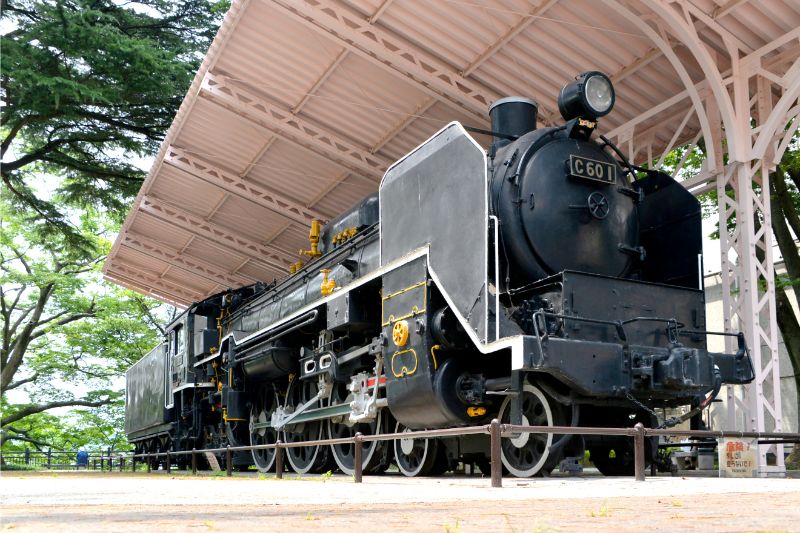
[0,197,163,448]
[1,0,227,247]
[0,0,225,451]
[766,142,800,466]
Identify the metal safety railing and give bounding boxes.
[0,449,127,471]
[124,421,800,487]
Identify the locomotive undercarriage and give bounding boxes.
[207,266,690,479]
[130,261,751,479]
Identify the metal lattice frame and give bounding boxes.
[200,72,391,179]
[599,1,799,475]
[139,195,294,272]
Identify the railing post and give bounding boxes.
[47,448,52,470]
[354,432,363,483]
[119,455,124,472]
[132,453,136,473]
[147,454,151,473]
[634,422,646,482]
[226,446,232,477]
[24,449,30,465]
[192,448,197,475]
[166,451,171,473]
[490,418,503,488]
[107,448,111,472]
[275,441,283,479]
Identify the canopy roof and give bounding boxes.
[104,0,800,307]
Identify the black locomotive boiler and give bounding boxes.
[125,71,754,477]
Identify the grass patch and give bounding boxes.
[589,503,611,518]
[443,518,461,532]
[0,464,40,472]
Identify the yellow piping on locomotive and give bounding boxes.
[299,219,322,258]
[430,344,441,370]
[320,268,337,296]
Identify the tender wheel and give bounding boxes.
[327,384,388,475]
[393,421,439,477]
[498,383,557,477]
[250,389,279,473]
[283,379,331,474]
[151,439,165,470]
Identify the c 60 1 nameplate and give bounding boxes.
[568,155,616,184]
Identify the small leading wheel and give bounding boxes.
[327,384,388,475]
[393,421,439,477]
[250,389,280,473]
[283,379,331,474]
[499,383,558,477]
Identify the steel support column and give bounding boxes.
[607,0,798,475]
[678,20,796,479]
[715,71,789,475]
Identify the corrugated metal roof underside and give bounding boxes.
[104,0,800,307]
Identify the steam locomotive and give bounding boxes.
[125,71,754,477]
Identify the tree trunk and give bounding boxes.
[770,173,800,416]
[775,289,800,404]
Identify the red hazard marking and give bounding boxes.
[366,376,387,388]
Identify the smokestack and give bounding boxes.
[488,96,538,151]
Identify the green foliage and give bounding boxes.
[0,0,226,452]
[0,195,165,451]
[1,0,226,247]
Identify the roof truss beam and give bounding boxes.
[121,232,254,288]
[371,97,437,154]
[139,194,293,273]
[605,29,799,146]
[104,273,190,308]
[200,71,389,179]
[164,145,327,225]
[461,0,558,78]
[268,0,496,123]
[106,264,205,302]
[292,49,349,113]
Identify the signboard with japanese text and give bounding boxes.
[719,438,758,477]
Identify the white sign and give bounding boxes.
[719,438,758,477]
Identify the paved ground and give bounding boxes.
[1,471,799,531]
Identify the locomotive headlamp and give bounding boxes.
[558,71,615,121]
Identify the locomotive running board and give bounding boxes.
[221,247,430,350]
[218,245,527,373]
